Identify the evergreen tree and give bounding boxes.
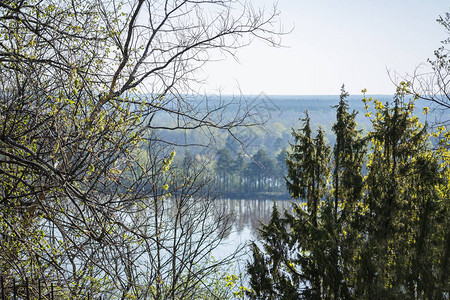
[215,148,234,189]
[285,111,314,202]
[248,112,332,298]
[332,85,366,222]
[356,86,448,297]
[275,148,288,191]
[247,241,275,299]
[285,111,330,227]
[247,87,450,298]
[231,151,247,192]
[244,148,277,193]
[329,86,367,297]
[247,202,298,299]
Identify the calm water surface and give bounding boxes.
[212,199,297,266]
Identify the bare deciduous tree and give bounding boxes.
[401,11,450,124]
[0,0,282,298]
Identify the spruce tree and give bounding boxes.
[246,202,296,299]
[247,87,450,298]
[285,114,331,297]
[285,111,315,207]
[286,112,330,227]
[322,86,367,298]
[332,85,366,222]
[357,85,448,297]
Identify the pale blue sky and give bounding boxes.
[199,0,449,95]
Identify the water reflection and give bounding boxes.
[212,199,298,265]
[220,199,299,243]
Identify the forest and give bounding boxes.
[0,0,449,299]
[246,86,450,298]
[161,94,438,199]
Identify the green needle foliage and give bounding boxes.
[247,86,450,299]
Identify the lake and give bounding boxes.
[212,198,297,273]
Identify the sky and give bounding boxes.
[199,0,450,95]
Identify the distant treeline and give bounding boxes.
[159,94,441,199]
